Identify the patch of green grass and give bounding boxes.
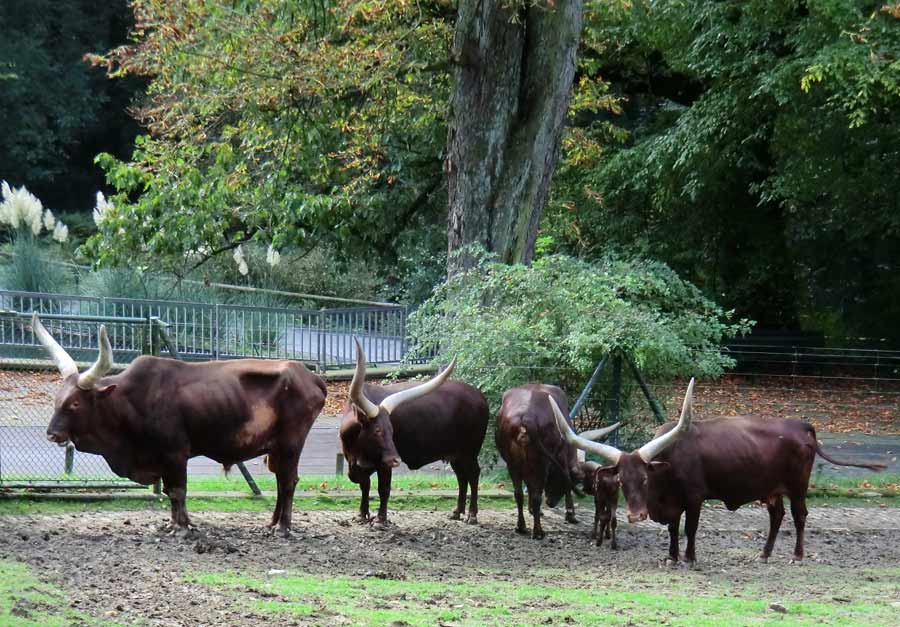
[187,569,900,626]
[808,473,900,498]
[188,472,489,494]
[0,560,122,627]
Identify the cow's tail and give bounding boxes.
[814,440,887,471]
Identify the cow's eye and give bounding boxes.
[642,476,648,485]
[70,400,79,410]
[374,428,383,436]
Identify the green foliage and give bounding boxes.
[84,0,452,276]
[0,238,72,294]
[544,0,900,338]
[408,251,752,418]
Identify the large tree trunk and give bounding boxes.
[446,0,583,275]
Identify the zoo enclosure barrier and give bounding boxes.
[0,289,408,372]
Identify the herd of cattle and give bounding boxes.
[31,314,885,564]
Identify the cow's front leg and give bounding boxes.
[374,467,393,525]
[162,464,192,533]
[666,517,681,565]
[355,472,372,524]
[683,505,701,565]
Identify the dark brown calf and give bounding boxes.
[589,465,619,549]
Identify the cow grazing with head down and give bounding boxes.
[495,385,619,539]
[340,339,489,525]
[551,379,886,563]
[32,314,326,536]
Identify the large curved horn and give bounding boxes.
[550,396,622,465]
[32,313,79,380]
[76,325,113,390]
[637,377,695,463]
[580,422,621,442]
[378,357,457,415]
[349,337,379,419]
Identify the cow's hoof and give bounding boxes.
[758,554,769,563]
[681,560,698,570]
[448,511,462,521]
[353,514,370,525]
[532,530,545,540]
[789,556,803,564]
[277,526,291,539]
[515,526,528,535]
[664,558,678,567]
[465,515,479,526]
[565,512,578,524]
[169,525,198,540]
[370,518,390,530]
[610,542,618,551]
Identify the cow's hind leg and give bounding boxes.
[760,496,785,562]
[789,495,808,562]
[564,489,578,524]
[267,453,284,530]
[609,515,618,550]
[528,478,545,540]
[512,474,527,535]
[272,450,301,538]
[465,458,480,525]
[448,460,468,521]
[162,463,192,533]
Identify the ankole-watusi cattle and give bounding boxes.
[495,385,619,539]
[32,314,326,536]
[340,339,489,525]
[551,379,886,563]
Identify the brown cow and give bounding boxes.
[552,379,886,563]
[340,339,489,525]
[495,385,618,539]
[583,461,619,549]
[32,314,325,536]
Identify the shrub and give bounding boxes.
[407,251,753,455]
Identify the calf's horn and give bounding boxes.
[378,356,457,415]
[550,396,623,464]
[77,325,113,390]
[349,337,380,419]
[636,377,695,463]
[31,313,78,380]
[580,422,621,442]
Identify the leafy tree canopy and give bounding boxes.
[544,1,900,337]
[84,0,454,278]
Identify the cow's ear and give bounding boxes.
[95,384,117,398]
[598,465,619,476]
[648,461,669,472]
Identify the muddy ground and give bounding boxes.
[1,505,899,626]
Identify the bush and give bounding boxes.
[407,251,753,453]
[0,238,73,293]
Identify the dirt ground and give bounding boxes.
[1,505,899,626]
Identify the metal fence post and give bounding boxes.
[317,307,327,373]
[609,353,622,448]
[214,303,220,359]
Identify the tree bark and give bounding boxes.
[446,0,584,275]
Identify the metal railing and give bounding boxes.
[0,289,408,371]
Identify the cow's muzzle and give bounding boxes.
[626,510,648,523]
[46,431,70,447]
[384,456,401,469]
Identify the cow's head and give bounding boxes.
[543,421,618,507]
[551,378,694,524]
[346,337,456,471]
[32,314,117,449]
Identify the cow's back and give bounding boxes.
[366,380,488,469]
[495,384,576,475]
[659,416,817,510]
